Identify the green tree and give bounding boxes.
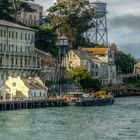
[35,25,58,57]
[0,0,14,21]
[65,67,101,91]
[65,67,90,83]
[12,0,34,22]
[0,0,33,22]
[113,44,136,74]
[47,0,95,48]
[80,78,101,91]
[65,67,90,88]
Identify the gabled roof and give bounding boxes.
[22,78,47,90]
[58,35,68,40]
[81,48,108,55]
[0,20,36,31]
[72,50,99,60]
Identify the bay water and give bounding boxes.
[0,97,140,140]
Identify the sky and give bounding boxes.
[35,0,140,58]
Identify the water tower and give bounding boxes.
[88,0,108,46]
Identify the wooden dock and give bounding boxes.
[0,99,67,111]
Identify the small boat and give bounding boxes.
[63,91,114,106]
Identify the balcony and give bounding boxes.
[0,50,39,57]
[0,64,41,70]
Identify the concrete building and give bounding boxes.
[17,1,43,26]
[0,20,41,86]
[0,77,47,101]
[63,48,116,85]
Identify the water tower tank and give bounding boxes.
[91,0,107,18]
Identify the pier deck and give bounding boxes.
[0,99,66,111]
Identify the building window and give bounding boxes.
[0,56,2,66]
[16,45,18,52]
[11,58,14,66]
[12,44,14,51]
[28,34,30,40]
[29,15,32,19]
[96,72,98,76]
[23,13,26,18]
[34,92,36,97]
[96,64,98,68]
[4,30,6,37]
[16,32,18,39]
[31,34,34,42]
[0,30,2,37]
[20,58,22,67]
[12,31,14,39]
[9,31,11,38]
[15,58,18,66]
[13,82,16,86]
[25,58,27,66]
[25,34,27,40]
[21,33,23,40]
[40,92,41,97]
[20,46,22,52]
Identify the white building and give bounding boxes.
[64,49,116,85]
[0,20,41,86]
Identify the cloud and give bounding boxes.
[35,0,140,58]
[118,43,140,58]
[109,14,140,31]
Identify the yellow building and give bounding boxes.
[63,48,116,85]
[0,77,47,101]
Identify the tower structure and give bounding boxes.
[55,36,70,95]
[88,0,108,46]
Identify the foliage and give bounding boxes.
[12,0,34,22]
[47,0,95,48]
[123,76,140,87]
[34,25,58,57]
[112,44,137,74]
[80,78,101,91]
[65,67,90,83]
[0,0,14,21]
[65,67,101,91]
[0,0,33,22]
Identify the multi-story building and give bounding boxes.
[0,20,42,86]
[63,48,116,85]
[17,1,43,26]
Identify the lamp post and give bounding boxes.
[56,36,70,96]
